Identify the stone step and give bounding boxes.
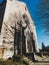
[23,56,34,65]
[34,54,48,61]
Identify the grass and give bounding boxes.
[0,60,25,65]
[0,54,26,65]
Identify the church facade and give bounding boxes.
[1,0,39,59]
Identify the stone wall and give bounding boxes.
[1,0,39,59]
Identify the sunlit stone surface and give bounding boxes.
[1,0,39,59]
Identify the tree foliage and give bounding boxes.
[42,42,45,50]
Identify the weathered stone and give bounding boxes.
[1,0,39,59]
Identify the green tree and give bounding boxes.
[42,42,45,52]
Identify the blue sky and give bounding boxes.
[0,0,49,49]
[0,0,3,3]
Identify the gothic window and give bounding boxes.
[25,7,27,11]
[14,30,20,51]
[23,14,26,19]
[22,14,30,26]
